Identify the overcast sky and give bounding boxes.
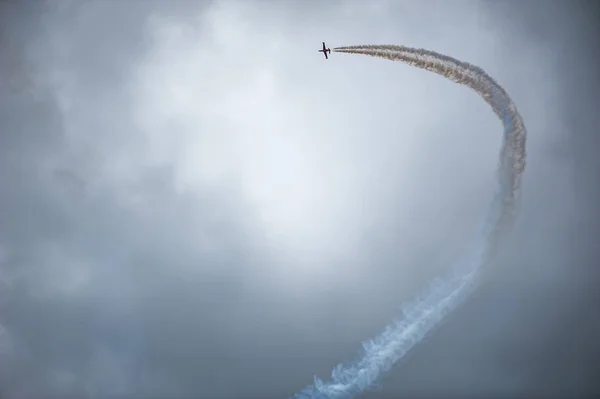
[1,1,599,398]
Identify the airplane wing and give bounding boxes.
[319,42,330,59]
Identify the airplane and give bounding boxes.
[318,42,331,59]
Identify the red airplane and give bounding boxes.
[318,42,331,59]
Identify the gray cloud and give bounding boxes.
[1,1,598,398]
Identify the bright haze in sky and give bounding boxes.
[1,1,599,398]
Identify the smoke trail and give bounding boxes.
[290,45,526,399]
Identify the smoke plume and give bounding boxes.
[291,45,527,399]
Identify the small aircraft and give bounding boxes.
[318,42,331,59]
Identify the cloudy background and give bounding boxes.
[1,0,599,398]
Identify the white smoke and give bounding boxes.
[290,45,527,399]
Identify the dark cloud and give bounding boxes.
[366,2,600,398]
[1,1,599,398]
[0,1,276,397]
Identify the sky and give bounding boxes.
[1,0,599,398]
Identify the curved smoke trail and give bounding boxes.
[290,45,527,399]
